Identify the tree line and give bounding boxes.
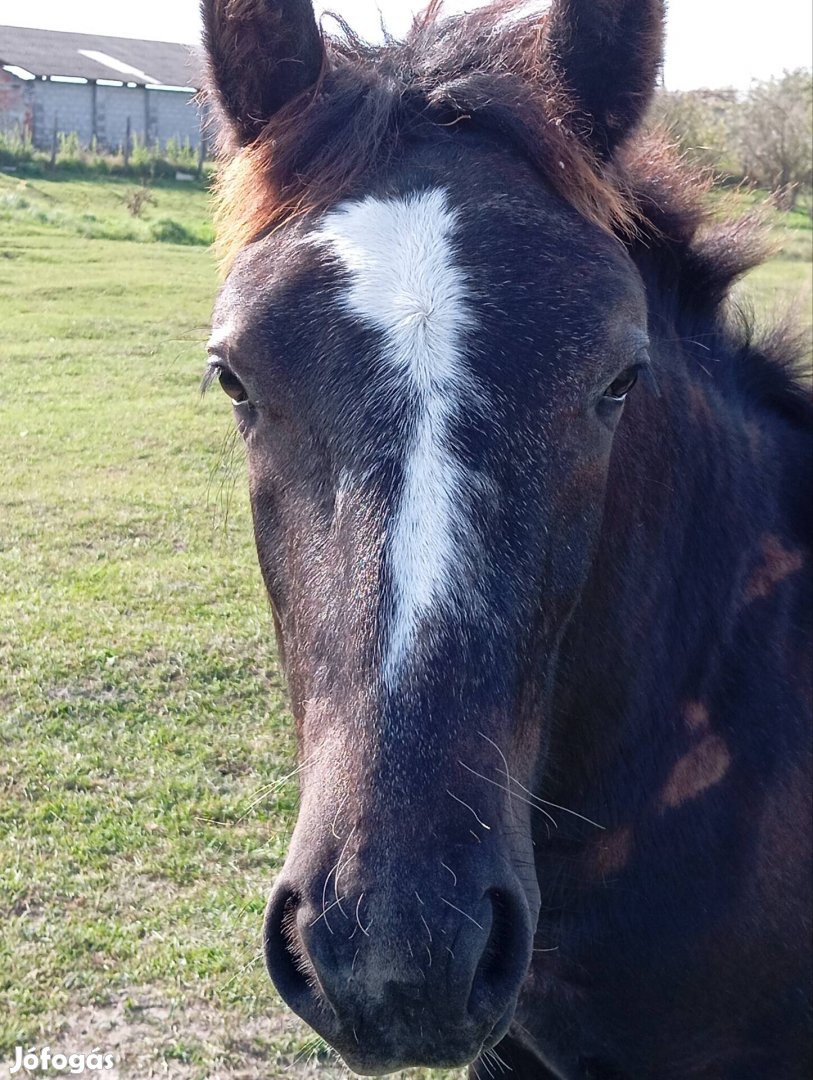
[652,68,813,210]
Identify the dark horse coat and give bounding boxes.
[200,1,812,1076]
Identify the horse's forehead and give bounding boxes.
[216,178,639,357]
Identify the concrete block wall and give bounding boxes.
[31,79,94,146]
[145,88,202,148]
[94,85,202,150]
[95,83,146,150]
[0,73,203,150]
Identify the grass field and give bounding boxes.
[0,170,810,1080]
[730,193,813,326]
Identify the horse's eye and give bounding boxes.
[604,366,640,402]
[216,365,248,404]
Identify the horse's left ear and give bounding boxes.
[201,0,324,148]
[544,0,665,158]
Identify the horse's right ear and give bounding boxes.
[201,0,324,148]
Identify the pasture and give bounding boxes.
[0,170,810,1079]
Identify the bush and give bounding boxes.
[56,131,84,166]
[0,128,37,166]
[124,186,157,218]
[650,89,739,175]
[148,217,206,245]
[735,69,813,209]
[652,69,813,208]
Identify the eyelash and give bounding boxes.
[200,363,221,396]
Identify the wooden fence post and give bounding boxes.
[123,117,131,169]
[49,115,58,167]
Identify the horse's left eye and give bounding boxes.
[604,366,640,402]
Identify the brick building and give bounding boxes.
[0,25,205,150]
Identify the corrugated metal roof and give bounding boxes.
[0,25,203,88]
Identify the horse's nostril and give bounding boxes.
[263,885,313,1006]
[468,887,529,1023]
[480,889,512,982]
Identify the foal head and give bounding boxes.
[203,0,663,1070]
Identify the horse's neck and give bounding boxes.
[549,346,810,820]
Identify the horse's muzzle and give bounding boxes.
[263,867,534,1073]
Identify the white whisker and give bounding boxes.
[237,753,319,822]
[355,893,372,937]
[419,912,433,943]
[440,896,484,930]
[446,787,492,830]
[511,774,605,830]
[309,895,345,929]
[458,760,557,829]
[476,732,605,829]
[331,793,349,840]
[217,948,263,992]
[489,1048,512,1074]
[334,829,357,919]
[321,862,339,935]
[440,860,458,886]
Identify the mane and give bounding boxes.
[209,0,812,429]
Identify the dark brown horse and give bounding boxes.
[199,1,813,1076]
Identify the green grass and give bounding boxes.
[0,173,214,244]
[0,172,336,1078]
[725,191,813,331]
[0,170,809,1079]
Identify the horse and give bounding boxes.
[199,1,813,1075]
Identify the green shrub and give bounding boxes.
[149,217,208,245]
[0,129,212,180]
[0,127,37,166]
[56,131,84,165]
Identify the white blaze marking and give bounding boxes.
[315,188,481,686]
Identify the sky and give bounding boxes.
[1,0,812,91]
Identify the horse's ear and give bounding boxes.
[544,0,665,158]
[201,0,324,147]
